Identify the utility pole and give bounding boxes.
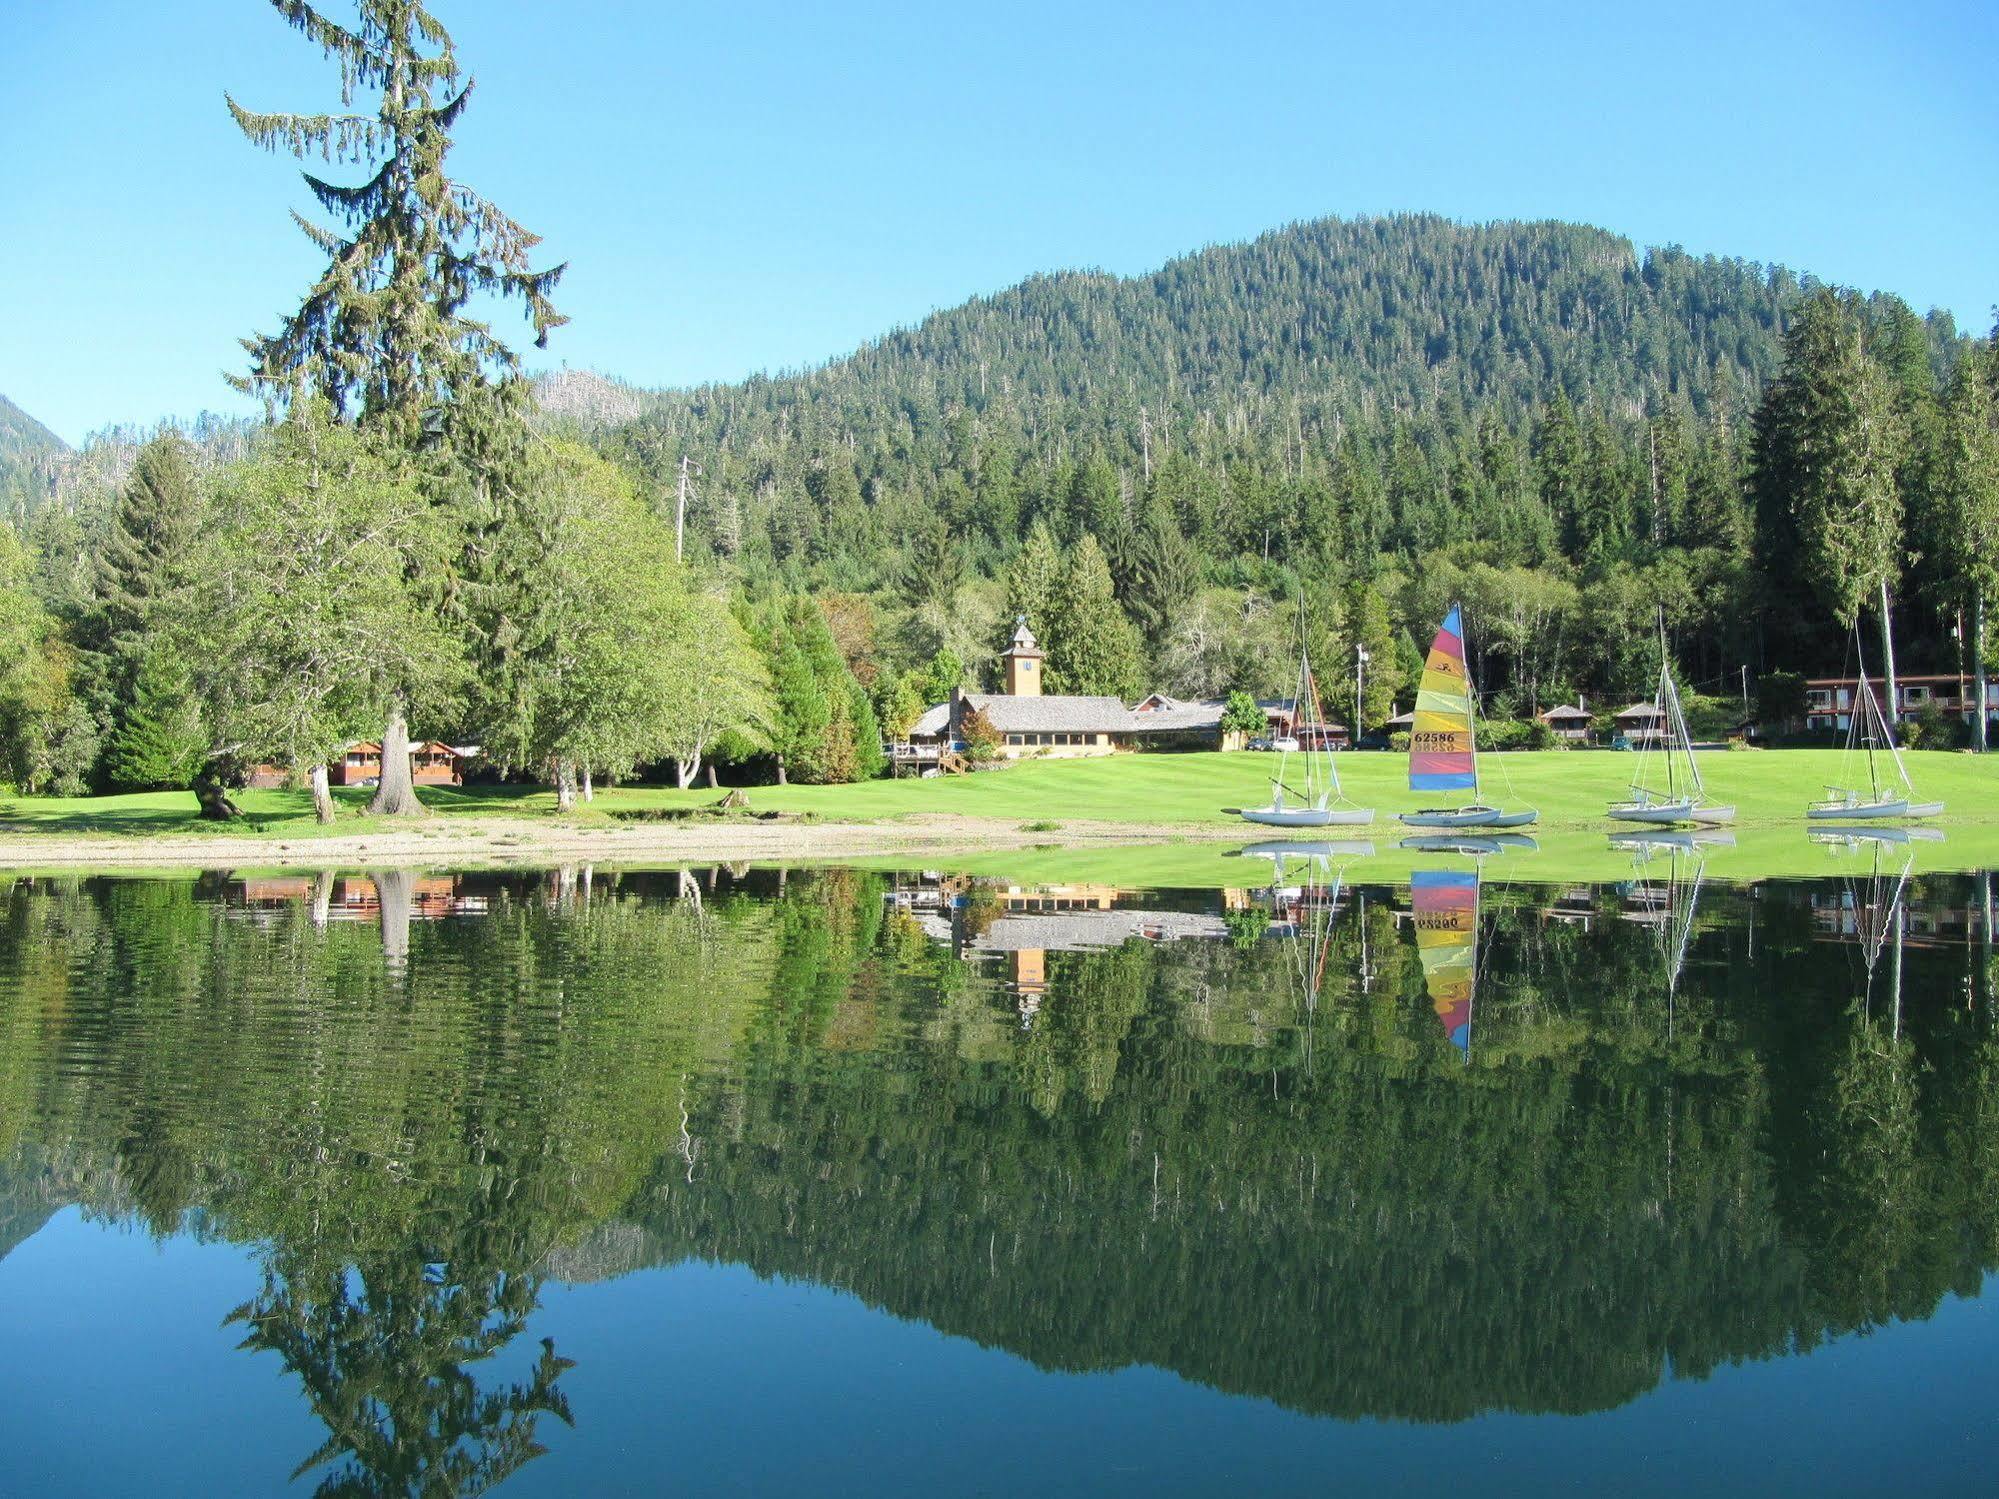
[1355,643,1369,746]
[675,452,699,564]
[1879,578,1901,727]
[1976,592,1990,754]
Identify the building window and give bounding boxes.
[1808,690,1831,708]
[1007,734,1023,746]
[1905,685,1929,702]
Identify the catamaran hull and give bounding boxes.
[1608,802,1736,826]
[1809,799,1909,820]
[1238,840,1377,859]
[1397,807,1538,829]
[1240,806,1375,828]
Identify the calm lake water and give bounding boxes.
[2,856,1996,1496]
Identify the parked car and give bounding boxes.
[1247,736,1275,751]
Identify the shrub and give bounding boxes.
[1902,701,1967,751]
[1473,718,1555,751]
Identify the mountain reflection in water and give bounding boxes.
[1,862,1995,1494]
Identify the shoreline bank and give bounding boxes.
[0,813,1251,872]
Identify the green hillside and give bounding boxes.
[569,215,1985,729]
[0,393,67,516]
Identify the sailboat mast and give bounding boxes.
[1670,671,1704,799]
[1467,665,1481,805]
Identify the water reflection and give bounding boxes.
[1,863,1996,1489]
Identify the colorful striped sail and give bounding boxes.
[1409,605,1477,793]
[1411,870,1476,1053]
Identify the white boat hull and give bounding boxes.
[1398,806,1538,829]
[1608,801,1736,826]
[1809,798,1909,820]
[1240,806,1375,828]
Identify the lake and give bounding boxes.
[2,854,1995,1496]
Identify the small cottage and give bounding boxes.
[1537,702,1594,743]
[1611,701,1669,747]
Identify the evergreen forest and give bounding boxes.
[2,1,1995,803]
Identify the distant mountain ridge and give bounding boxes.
[0,392,70,515]
[611,216,1967,439]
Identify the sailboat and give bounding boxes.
[1607,654,1735,826]
[1411,868,1479,1055]
[1240,618,1372,828]
[1398,606,1537,829]
[1807,658,1944,821]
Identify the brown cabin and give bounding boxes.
[331,740,467,787]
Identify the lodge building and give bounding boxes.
[894,620,1288,771]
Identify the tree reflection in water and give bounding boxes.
[1,863,1997,1482]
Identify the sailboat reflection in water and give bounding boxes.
[1411,868,1479,1055]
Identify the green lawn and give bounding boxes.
[590,748,1999,831]
[2,750,1995,887]
[3,750,1995,839]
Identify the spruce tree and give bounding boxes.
[228,1,566,443]
[764,634,826,787]
[1046,535,1144,698]
[96,434,202,657]
[231,1,566,816]
[1005,524,1063,642]
[1930,360,1999,750]
[105,650,208,792]
[1125,503,1199,653]
[1534,395,1587,555]
[1754,291,1907,680]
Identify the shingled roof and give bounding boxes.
[970,693,1138,733]
[1129,694,1226,732]
[909,693,1140,737]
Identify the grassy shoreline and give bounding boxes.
[2,749,1995,886]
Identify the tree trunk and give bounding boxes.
[310,870,333,928]
[582,767,594,802]
[775,758,788,786]
[676,755,699,789]
[1878,579,1901,728]
[367,703,427,817]
[554,759,577,813]
[308,761,335,824]
[193,767,242,821]
[705,763,718,789]
[1975,587,1989,754]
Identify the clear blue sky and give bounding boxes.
[3,0,1994,445]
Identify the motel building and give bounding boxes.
[1805,675,1999,733]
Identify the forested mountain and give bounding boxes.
[571,214,1982,730]
[0,393,68,516]
[633,215,1923,442]
[5,213,1990,800]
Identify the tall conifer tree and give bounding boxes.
[1753,291,1907,701]
[1930,359,1999,750]
[230,0,566,815]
